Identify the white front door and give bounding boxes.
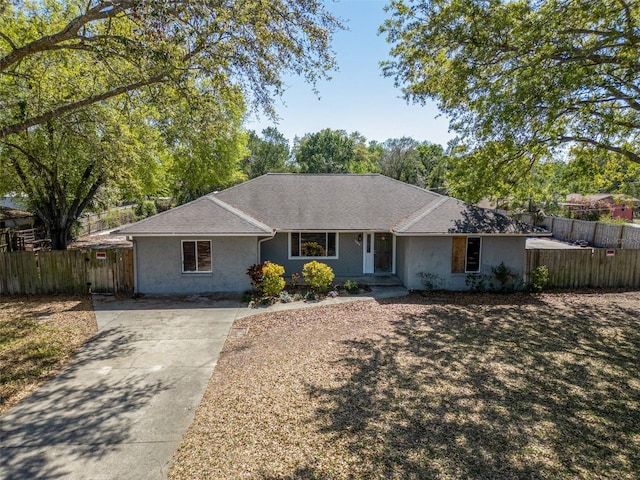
[363,233,374,273]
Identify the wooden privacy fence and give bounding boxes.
[0,249,133,295]
[541,217,640,248]
[527,248,640,289]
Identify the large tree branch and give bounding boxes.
[0,72,168,139]
[1,140,54,176]
[0,1,132,73]
[557,136,640,164]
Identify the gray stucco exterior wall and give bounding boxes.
[260,232,364,277]
[398,236,527,290]
[134,236,258,294]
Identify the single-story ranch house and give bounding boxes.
[117,174,547,293]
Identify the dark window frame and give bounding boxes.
[181,240,212,273]
[452,236,482,273]
[289,232,339,259]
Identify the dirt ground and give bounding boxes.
[170,291,640,480]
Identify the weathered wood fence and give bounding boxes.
[540,217,640,248]
[527,248,640,289]
[0,249,133,295]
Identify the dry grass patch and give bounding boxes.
[170,292,640,480]
[0,295,97,414]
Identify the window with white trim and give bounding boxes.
[289,232,338,258]
[182,240,212,273]
[452,236,481,273]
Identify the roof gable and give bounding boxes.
[116,196,272,236]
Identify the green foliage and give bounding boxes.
[304,290,318,301]
[382,0,640,199]
[135,201,157,220]
[161,84,249,203]
[0,1,343,247]
[294,129,378,174]
[343,279,359,294]
[242,128,291,178]
[104,208,136,229]
[378,137,447,190]
[419,272,446,291]
[465,274,492,293]
[0,104,164,248]
[528,265,550,293]
[302,261,335,293]
[279,291,294,303]
[491,262,520,292]
[262,262,286,297]
[0,1,342,140]
[247,261,285,297]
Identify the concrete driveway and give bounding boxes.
[0,294,245,480]
[0,287,408,480]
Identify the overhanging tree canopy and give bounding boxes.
[0,0,341,139]
[382,0,640,200]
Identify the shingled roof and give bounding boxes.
[117,195,272,236]
[118,174,544,236]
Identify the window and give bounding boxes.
[452,236,481,273]
[182,240,212,273]
[290,232,338,258]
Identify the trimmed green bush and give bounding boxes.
[302,261,335,293]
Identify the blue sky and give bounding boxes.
[245,0,453,147]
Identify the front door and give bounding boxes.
[363,232,394,274]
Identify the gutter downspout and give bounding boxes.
[130,237,138,294]
[258,233,276,264]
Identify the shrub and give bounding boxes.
[247,261,285,297]
[135,200,157,220]
[279,291,293,303]
[465,273,491,292]
[343,279,359,294]
[419,272,445,291]
[247,262,266,294]
[262,262,285,297]
[491,262,520,291]
[302,261,335,293]
[528,265,550,292]
[104,208,136,229]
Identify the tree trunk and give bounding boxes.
[49,225,71,250]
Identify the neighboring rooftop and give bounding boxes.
[0,206,33,221]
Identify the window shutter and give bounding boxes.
[451,237,466,273]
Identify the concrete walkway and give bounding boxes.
[0,287,408,480]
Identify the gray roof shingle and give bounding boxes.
[117,196,272,235]
[117,174,544,236]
